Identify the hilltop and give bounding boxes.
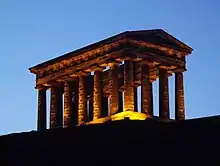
[1,116,220,165]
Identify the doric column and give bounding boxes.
[109,65,119,115]
[88,75,94,121]
[175,72,185,120]
[159,68,170,119]
[64,81,73,128]
[72,78,79,126]
[118,71,123,113]
[133,63,138,112]
[102,96,109,117]
[57,87,63,127]
[50,86,63,129]
[37,87,47,131]
[149,83,153,115]
[78,76,86,125]
[118,92,123,113]
[93,71,102,120]
[141,64,153,116]
[134,87,138,112]
[124,60,135,111]
[89,98,93,121]
[50,87,56,128]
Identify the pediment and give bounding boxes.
[127,29,193,53]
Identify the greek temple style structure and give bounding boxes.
[29,29,193,131]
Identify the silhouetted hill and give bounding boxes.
[1,116,220,165]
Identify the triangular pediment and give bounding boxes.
[126,29,193,53]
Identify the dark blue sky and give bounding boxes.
[1,0,220,135]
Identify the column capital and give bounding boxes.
[156,64,183,74]
[92,68,103,73]
[49,81,64,89]
[173,67,187,73]
[156,67,173,78]
[36,84,48,91]
[108,63,119,69]
[149,78,156,83]
[93,64,106,71]
[157,64,170,70]
[64,80,70,85]
[76,71,91,77]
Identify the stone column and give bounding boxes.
[175,72,185,120]
[124,60,135,111]
[72,78,79,126]
[159,68,170,119]
[133,64,138,112]
[149,83,153,115]
[93,71,102,120]
[64,81,73,128]
[57,87,63,127]
[109,65,119,115]
[118,92,123,113]
[78,76,87,125]
[87,75,94,121]
[89,98,93,121]
[118,71,123,113]
[134,87,138,112]
[37,87,47,131]
[50,87,56,129]
[50,86,63,129]
[141,64,153,116]
[102,96,109,117]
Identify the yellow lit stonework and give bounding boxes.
[87,111,149,125]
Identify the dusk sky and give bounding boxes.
[1,0,220,135]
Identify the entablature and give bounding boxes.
[34,48,186,87]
